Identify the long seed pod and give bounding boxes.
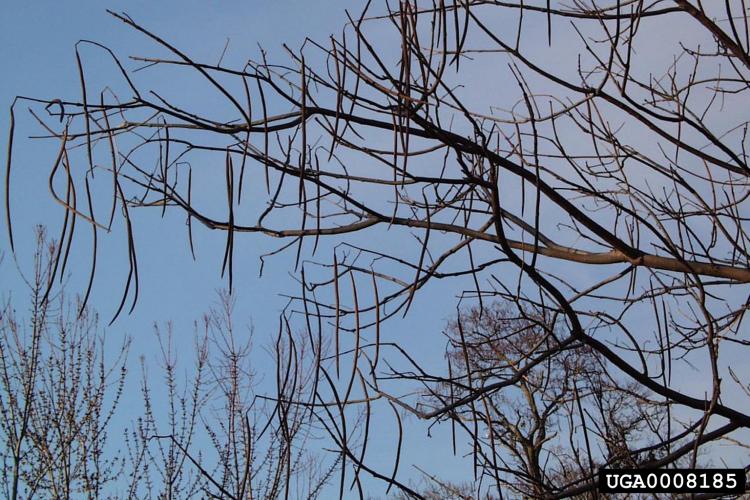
[334,252,341,378]
[343,271,360,404]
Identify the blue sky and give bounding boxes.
[0,2,360,367]
[3,2,749,498]
[1,2,478,496]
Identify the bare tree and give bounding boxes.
[124,292,335,499]
[0,227,129,499]
[0,230,333,499]
[431,301,677,497]
[6,0,750,497]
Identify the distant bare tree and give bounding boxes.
[0,230,333,499]
[124,292,335,499]
[0,227,129,499]
[6,0,750,497]
[433,301,673,497]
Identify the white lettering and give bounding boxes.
[659,474,671,488]
[632,475,645,488]
[605,474,619,489]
